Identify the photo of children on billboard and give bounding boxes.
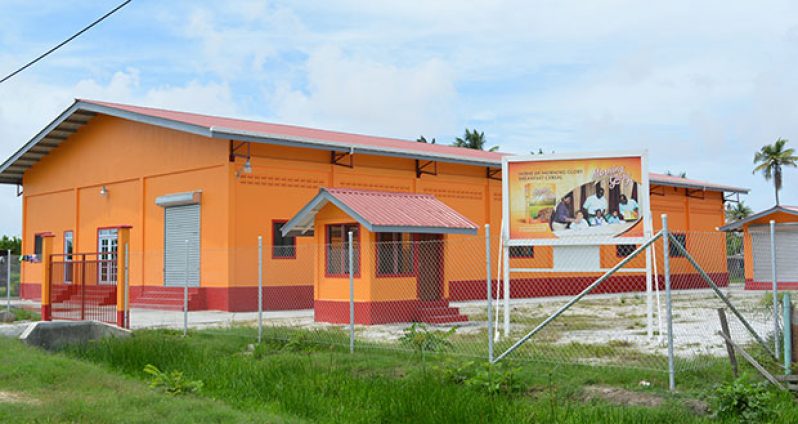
[504,153,647,243]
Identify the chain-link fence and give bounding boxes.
[64,222,783,390]
[0,253,21,300]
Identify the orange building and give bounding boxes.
[0,100,748,323]
[720,205,798,290]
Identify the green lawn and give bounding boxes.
[1,326,797,423]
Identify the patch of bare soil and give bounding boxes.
[582,385,663,408]
[0,391,39,405]
[581,385,709,414]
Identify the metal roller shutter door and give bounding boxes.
[751,225,798,282]
[164,204,200,287]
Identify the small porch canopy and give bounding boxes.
[719,205,798,232]
[282,188,478,237]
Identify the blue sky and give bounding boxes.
[1,0,797,235]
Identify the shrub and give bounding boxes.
[399,323,456,355]
[143,364,203,395]
[709,377,774,422]
[434,358,526,395]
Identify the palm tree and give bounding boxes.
[753,138,798,205]
[453,128,498,152]
[725,201,752,223]
[416,136,436,144]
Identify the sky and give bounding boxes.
[1,0,797,236]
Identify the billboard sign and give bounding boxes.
[502,151,650,246]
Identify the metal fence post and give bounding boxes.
[124,243,129,329]
[6,249,10,311]
[183,239,189,337]
[662,214,675,392]
[485,224,493,362]
[348,231,355,354]
[258,235,263,344]
[502,244,510,336]
[770,220,780,358]
[784,292,792,375]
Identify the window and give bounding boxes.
[376,233,414,276]
[616,244,636,258]
[326,224,359,276]
[272,221,296,258]
[98,228,118,285]
[509,246,534,258]
[670,233,687,258]
[64,231,74,283]
[33,234,43,257]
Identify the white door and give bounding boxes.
[164,204,201,287]
[98,229,118,285]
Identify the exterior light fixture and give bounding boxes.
[243,159,253,174]
[100,185,108,197]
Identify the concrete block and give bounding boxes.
[19,321,131,351]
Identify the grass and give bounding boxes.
[3,326,798,423]
[8,306,40,321]
[0,337,285,423]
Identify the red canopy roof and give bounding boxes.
[282,188,478,236]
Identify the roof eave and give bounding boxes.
[718,205,798,231]
[210,127,503,168]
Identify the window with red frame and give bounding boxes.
[326,224,359,276]
[272,221,296,258]
[376,233,414,276]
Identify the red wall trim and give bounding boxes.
[125,285,313,312]
[745,280,798,290]
[448,272,731,301]
[314,299,419,324]
[20,282,42,301]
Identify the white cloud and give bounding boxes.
[268,47,457,139]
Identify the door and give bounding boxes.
[752,225,798,282]
[98,229,118,285]
[164,204,201,287]
[416,234,444,301]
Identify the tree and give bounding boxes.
[416,136,436,144]
[0,235,21,255]
[452,128,498,152]
[753,138,798,205]
[725,201,753,223]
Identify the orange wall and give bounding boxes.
[22,115,229,287]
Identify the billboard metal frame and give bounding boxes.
[497,150,656,337]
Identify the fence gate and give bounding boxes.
[49,253,118,324]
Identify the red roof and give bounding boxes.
[282,188,478,235]
[81,99,505,164]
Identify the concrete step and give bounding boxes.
[416,306,461,318]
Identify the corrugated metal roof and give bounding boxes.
[648,172,748,194]
[282,188,478,236]
[0,99,749,194]
[719,205,798,231]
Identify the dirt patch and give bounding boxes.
[582,385,663,408]
[0,391,39,405]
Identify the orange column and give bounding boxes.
[39,233,55,320]
[116,226,132,328]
